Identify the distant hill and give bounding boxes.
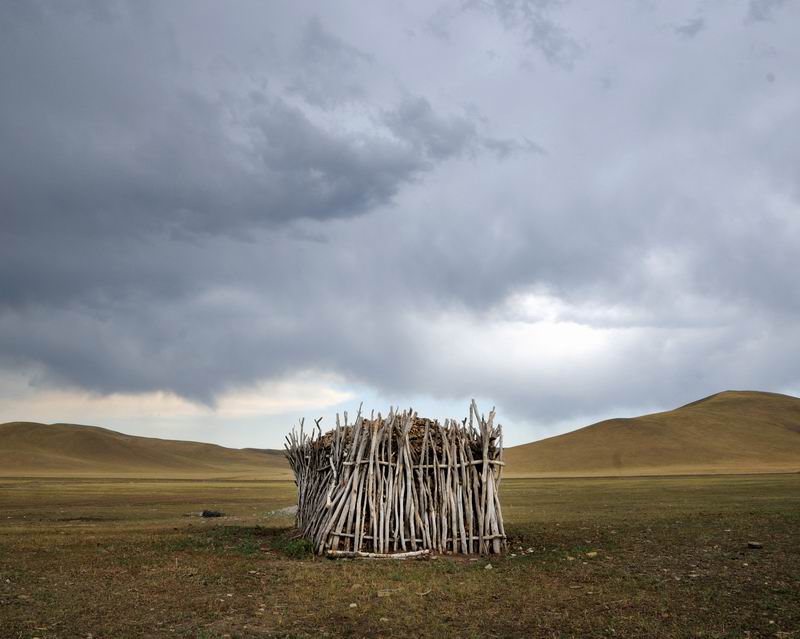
[0,421,291,479]
[504,390,800,477]
[2,390,798,479]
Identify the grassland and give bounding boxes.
[1,474,798,638]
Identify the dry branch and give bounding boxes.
[284,401,506,556]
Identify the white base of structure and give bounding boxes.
[326,549,430,560]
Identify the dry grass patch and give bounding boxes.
[1,475,798,637]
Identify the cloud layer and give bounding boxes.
[1,1,799,445]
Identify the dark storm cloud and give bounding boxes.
[0,3,510,243]
[1,1,799,434]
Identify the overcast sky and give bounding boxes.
[1,0,798,448]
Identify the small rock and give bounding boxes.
[566,555,575,561]
[747,541,763,549]
[526,548,534,553]
[484,563,493,570]
[380,617,389,623]
[349,603,358,608]
[586,551,598,558]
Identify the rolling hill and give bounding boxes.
[504,390,800,477]
[1,390,799,478]
[0,421,291,479]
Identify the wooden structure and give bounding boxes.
[284,401,506,557]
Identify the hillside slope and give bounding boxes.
[0,422,291,479]
[3,390,799,479]
[504,390,800,477]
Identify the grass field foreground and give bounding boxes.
[1,475,798,638]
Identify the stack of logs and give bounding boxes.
[284,401,506,557]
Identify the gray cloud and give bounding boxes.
[287,16,373,108]
[675,17,705,39]
[0,3,512,243]
[470,0,582,68]
[1,1,800,440]
[383,97,481,160]
[747,0,787,22]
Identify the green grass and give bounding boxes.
[1,475,798,638]
[271,533,316,559]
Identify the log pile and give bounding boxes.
[284,401,506,556]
